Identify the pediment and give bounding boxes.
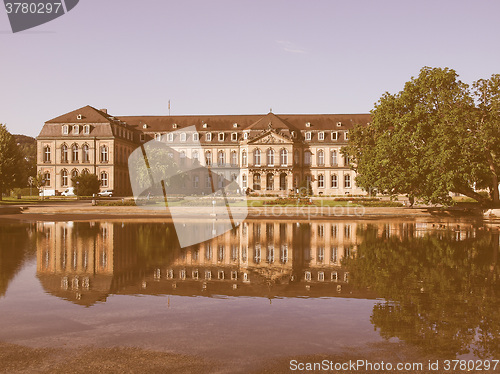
[247,131,293,144]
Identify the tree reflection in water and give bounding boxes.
[342,224,500,358]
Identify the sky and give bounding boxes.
[1,0,500,137]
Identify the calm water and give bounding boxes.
[0,218,499,368]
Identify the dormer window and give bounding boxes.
[143,124,148,129]
[231,133,237,141]
[318,132,324,140]
[202,123,207,128]
[62,125,69,135]
[206,133,212,141]
[336,122,342,127]
[332,131,338,140]
[155,133,162,141]
[167,133,173,142]
[305,132,312,141]
[193,133,199,141]
[218,133,224,141]
[77,114,82,120]
[83,125,90,135]
[72,125,79,135]
[180,133,186,142]
[172,123,178,129]
[345,131,349,140]
[305,122,311,127]
[233,123,238,128]
[243,132,248,140]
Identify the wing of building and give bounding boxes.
[37,105,371,196]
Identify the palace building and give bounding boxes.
[37,105,371,196]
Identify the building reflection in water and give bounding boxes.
[35,219,484,307]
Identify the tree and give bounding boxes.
[342,67,500,206]
[71,172,101,197]
[0,124,23,200]
[13,135,36,188]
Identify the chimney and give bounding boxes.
[100,108,108,114]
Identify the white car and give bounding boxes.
[61,187,76,196]
[98,190,113,197]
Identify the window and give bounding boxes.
[344,174,351,188]
[205,175,211,188]
[243,132,248,140]
[336,122,342,127]
[253,173,261,190]
[331,174,338,188]
[72,125,79,135]
[318,174,324,188]
[180,133,186,142]
[305,132,311,140]
[205,151,212,166]
[218,132,224,141]
[192,151,199,164]
[318,132,324,140]
[83,125,90,135]
[242,174,247,188]
[62,125,69,135]
[100,146,108,162]
[280,149,288,166]
[231,151,237,166]
[193,133,199,141]
[267,149,274,166]
[242,151,247,166]
[254,149,261,166]
[71,169,79,179]
[61,170,68,187]
[304,151,311,165]
[331,150,337,165]
[172,123,178,129]
[167,133,173,142]
[101,172,109,187]
[140,134,145,142]
[82,144,90,162]
[317,150,324,166]
[180,151,186,165]
[231,133,237,141]
[206,133,212,141]
[332,132,338,140]
[43,146,51,162]
[61,144,68,163]
[43,172,51,186]
[72,144,79,162]
[344,155,350,166]
[294,150,299,164]
[193,175,199,188]
[345,131,349,140]
[218,151,225,166]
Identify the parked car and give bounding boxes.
[98,190,113,197]
[61,187,76,196]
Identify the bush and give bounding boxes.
[71,173,101,197]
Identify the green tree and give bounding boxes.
[13,135,37,188]
[343,67,500,206]
[71,172,101,197]
[0,124,23,200]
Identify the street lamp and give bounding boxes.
[41,178,46,200]
[76,181,80,199]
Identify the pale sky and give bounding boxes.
[1,0,499,137]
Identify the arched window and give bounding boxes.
[317,150,324,166]
[242,174,247,188]
[101,172,109,187]
[83,125,90,135]
[192,151,199,164]
[304,151,311,165]
[344,155,351,166]
[318,174,324,188]
[43,146,51,162]
[331,150,337,166]
[280,149,288,166]
[294,150,299,165]
[100,146,108,162]
[61,169,68,187]
[43,172,51,186]
[155,133,161,141]
[72,125,79,135]
[344,174,351,188]
[242,151,247,166]
[218,151,225,166]
[267,149,274,166]
[254,149,261,166]
[72,144,79,162]
[253,173,261,190]
[180,133,186,142]
[82,144,90,163]
[205,151,212,166]
[61,144,68,163]
[71,169,79,180]
[231,151,237,166]
[331,174,338,188]
[266,173,274,190]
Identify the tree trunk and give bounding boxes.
[453,186,490,206]
[487,154,499,205]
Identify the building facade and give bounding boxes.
[37,105,371,196]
